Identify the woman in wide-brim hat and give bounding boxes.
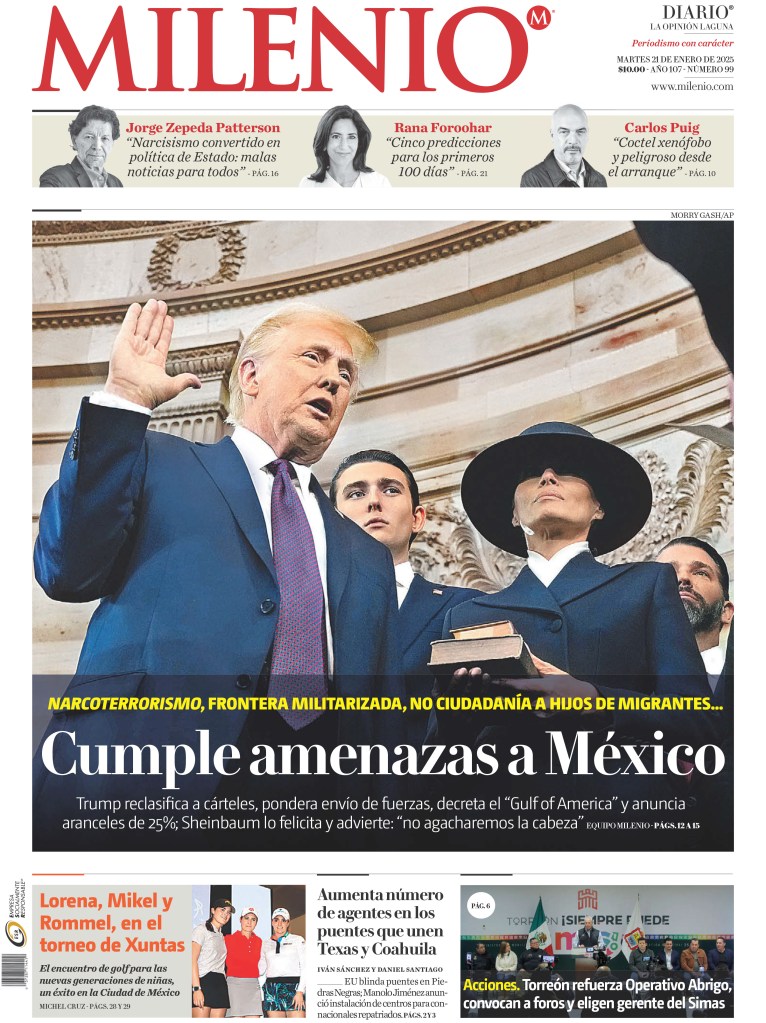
[441,421,708,716]
[461,422,652,560]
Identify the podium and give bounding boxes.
[555,947,602,973]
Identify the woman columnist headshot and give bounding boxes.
[299,104,391,188]
[39,104,123,188]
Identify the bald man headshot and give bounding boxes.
[521,104,607,187]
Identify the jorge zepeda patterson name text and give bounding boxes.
[40,730,724,790]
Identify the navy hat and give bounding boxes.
[461,422,652,558]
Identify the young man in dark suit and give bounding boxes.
[330,449,480,744]
[659,939,681,972]
[655,537,733,695]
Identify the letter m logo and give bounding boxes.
[35,5,138,91]
[526,6,552,30]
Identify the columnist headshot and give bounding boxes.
[39,104,123,188]
[299,104,391,189]
[520,104,606,188]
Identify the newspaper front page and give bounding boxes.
[4,0,750,1019]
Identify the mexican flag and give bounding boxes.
[527,897,553,952]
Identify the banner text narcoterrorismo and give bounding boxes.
[45,694,717,713]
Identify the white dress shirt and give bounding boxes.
[89,392,334,672]
[90,390,154,415]
[298,170,391,188]
[702,645,725,690]
[526,541,591,588]
[394,561,415,608]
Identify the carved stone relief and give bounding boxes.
[148,401,230,443]
[166,341,239,381]
[147,224,246,290]
[601,441,733,565]
[146,340,239,441]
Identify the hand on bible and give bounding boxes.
[513,655,599,713]
[436,659,598,716]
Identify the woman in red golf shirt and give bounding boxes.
[224,907,265,1018]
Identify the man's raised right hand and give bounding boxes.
[104,299,202,410]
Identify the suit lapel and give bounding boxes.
[548,552,633,606]
[71,158,92,188]
[458,555,635,621]
[188,447,352,635]
[399,574,454,656]
[190,437,276,584]
[471,565,563,617]
[314,481,351,627]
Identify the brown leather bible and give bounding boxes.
[428,620,539,678]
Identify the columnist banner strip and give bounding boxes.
[32,112,734,188]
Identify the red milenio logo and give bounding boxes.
[527,6,553,30]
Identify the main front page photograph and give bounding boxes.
[6,0,747,1018]
[31,217,733,853]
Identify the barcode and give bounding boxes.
[2,954,27,987]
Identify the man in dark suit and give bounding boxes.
[655,537,733,697]
[707,937,733,973]
[655,535,733,811]
[34,300,403,846]
[577,918,600,947]
[39,104,123,187]
[658,938,681,972]
[519,938,550,972]
[329,449,480,744]
[521,105,606,187]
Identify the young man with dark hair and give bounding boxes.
[331,449,481,743]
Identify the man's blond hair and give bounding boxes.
[227,303,377,425]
